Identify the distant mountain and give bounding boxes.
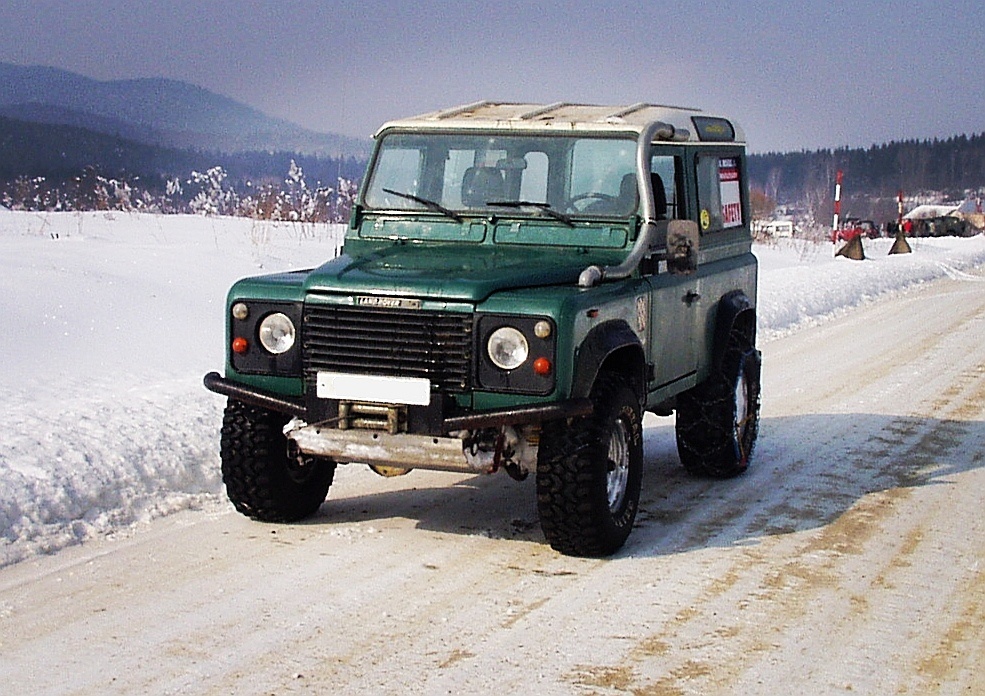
[0,62,372,158]
[0,115,367,186]
[0,114,199,179]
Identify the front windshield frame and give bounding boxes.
[361,130,640,220]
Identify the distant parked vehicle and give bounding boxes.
[909,216,972,238]
[832,218,879,242]
[902,204,978,238]
[757,220,795,238]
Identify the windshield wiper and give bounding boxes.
[487,200,575,227]
[382,188,462,222]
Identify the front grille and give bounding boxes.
[302,303,473,393]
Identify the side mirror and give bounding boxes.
[650,220,699,275]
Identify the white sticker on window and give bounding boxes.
[719,158,742,228]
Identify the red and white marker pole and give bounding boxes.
[832,170,843,238]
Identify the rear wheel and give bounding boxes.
[220,399,335,522]
[536,372,643,557]
[676,328,761,478]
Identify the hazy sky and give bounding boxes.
[2,0,982,152]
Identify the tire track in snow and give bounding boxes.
[570,272,985,694]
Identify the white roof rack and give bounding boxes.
[374,101,744,143]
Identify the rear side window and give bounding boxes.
[696,155,744,232]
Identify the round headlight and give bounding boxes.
[487,326,529,370]
[258,312,296,354]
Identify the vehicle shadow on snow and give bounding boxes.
[297,412,984,557]
[305,462,544,545]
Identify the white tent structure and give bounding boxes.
[903,203,961,220]
[904,199,982,220]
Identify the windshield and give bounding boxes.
[363,132,638,219]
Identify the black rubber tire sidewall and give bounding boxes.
[676,334,761,478]
[220,399,335,522]
[536,373,644,557]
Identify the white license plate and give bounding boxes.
[316,372,431,406]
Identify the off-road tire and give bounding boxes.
[676,328,761,478]
[536,372,643,557]
[220,399,335,522]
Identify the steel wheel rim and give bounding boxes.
[606,418,631,513]
[734,371,750,437]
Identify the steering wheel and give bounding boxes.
[564,192,617,213]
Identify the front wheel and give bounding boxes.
[676,330,761,478]
[220,399,335,522]
[536,373,643,557]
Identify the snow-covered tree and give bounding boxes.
[188,166,237,216]
[333,177,359,223]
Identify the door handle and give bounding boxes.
[683,290,701,306]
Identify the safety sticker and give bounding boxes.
[719,158,742,228]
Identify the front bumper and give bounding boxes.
[204,371,307,418]
[288,424,474,472]
[203,371,592,433]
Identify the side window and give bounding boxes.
[696,154,744,232]
[650,155,682,219]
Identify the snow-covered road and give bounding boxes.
[1,212,984,693]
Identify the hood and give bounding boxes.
[303,243,600,302]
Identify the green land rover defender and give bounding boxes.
[204,101,761,557]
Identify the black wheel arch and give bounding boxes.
[711,290,757,370]
[571,319,647,401]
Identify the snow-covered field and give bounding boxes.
[1,210,984,568]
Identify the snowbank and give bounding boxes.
[0,212,344,566]
[755,234,985,338]
[1,211,983,567]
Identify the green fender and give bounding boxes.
[712,290,757,368]
[571,320,647,400]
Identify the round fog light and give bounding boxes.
[258,312,296,354]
